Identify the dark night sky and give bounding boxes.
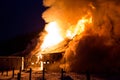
[0,0,45,55]
[0,0,45,40]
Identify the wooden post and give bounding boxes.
[86,70,90,80]
[1,70,3,75]
[17,73,21,80]
[42,68,45,80]
[61,69,64,80]
[6,70,8,76]
[19,67,21,76]
[12,68,14,78]
[29,68,32,80]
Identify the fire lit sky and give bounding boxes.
[34,0,120,73]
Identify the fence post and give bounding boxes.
[6,70,8,76]
[19,67,21,76]
[42,68,45,80]
[61,69,66,80]
[29,68,32,80]
[12,68,14,78]
[1,70,3,75]
[86,70,90,80]
[61,69,64,80]
[17,73,21,80]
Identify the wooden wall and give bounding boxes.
[0,56,24,71]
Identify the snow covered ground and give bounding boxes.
[0,70,119,80]
[0,70,102,80]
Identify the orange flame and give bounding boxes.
[41,21,64,51]
[40,12,92,52]
[66,14,92,39]
[35,12,92,70]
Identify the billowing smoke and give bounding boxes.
[42,0,120,73]
[63,33,120,73]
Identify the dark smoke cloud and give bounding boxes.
[42,0,120,73]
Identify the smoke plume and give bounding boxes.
[42,0,120,73]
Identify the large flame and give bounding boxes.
[41,21,64,51]
[37,13,92,70]
[40,13,92,52]
[66,13,92,39]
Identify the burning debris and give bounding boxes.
[29,0,120,73]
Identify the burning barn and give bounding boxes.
[27,0,120,74]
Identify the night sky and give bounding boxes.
[0,0,45,55]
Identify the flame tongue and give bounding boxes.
[66,13,92,39]
[41,21,64,51]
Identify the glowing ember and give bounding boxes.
[41,21,64,51]
[31,62,34,65]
